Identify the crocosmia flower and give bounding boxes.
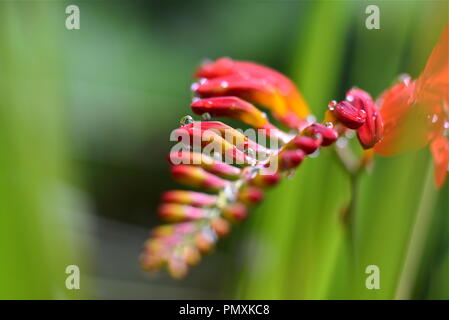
[193,57,310,130]
[375,25,449,187]
[141,58,385,278]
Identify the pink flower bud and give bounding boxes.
[332,100,367,129]
[301,123,338,146]
[171,165,229,192]
[211,218,231,237]
[168,257,188,279]
[237,186,264,205]
[191,96,270,128]
[346,88,384,149]
[279,149,305,170]
[194,230,216,253]
[222,203,248,222]
[285,135,321,154]
[250,172,281,188]
[168,152,241,179]
[158,203,210,222]
[162,190,218,207]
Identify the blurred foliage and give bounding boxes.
[0,0,447,299]
[0,2,90,299]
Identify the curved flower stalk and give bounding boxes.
[375,25,449,187]
[140,57,385,278]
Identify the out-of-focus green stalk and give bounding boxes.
[236,0,354,299]
[332,0,447,299]
[0,2,90,299]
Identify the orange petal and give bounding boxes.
[430,135,449,188]
[375,79,428,155]
[416,24,449,108]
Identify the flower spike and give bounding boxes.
[142,57,388,278]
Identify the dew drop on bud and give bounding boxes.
[306,115,317,124]
[398,73,411,85]
[328,100,337,111]
[308,149,320,158]
[180,115,194,126]
[202,112,212,121]
[324,122,334,129]
[220,81,229,88]
[190,83,200,91]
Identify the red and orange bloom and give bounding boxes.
[193,57,310,130]
[141,57,387,278]
[375,25,449,187]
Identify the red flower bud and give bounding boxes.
[250,172,281,188]
[222,203,248,222]
[158,203,210,222]
[181,246,201,266]
[346,88,384,149]
[174,126,256,165]
[162,190,218,207]
[237,186,264,205]
[168,151,241,179]
[168,257,188,279]
[331,100,367,129]
[284,135,321,154]
[279,149,305,170]
[194,229,216,252]
[152,222,197,238]
[210,217,231,237]
[194,57,310,129]
[301,123,338,146]
[171,165,229,191]
[191,96,269,128]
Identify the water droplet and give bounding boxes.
[192,97,200,103]
[306,115,317,124]
[191,82,200,91]
[431,114,438,123]
[220,81,229,88]
[203,227,218,242]
[444,121,449,129]
[308,149,320,158]
[398,73,411,85]
[261,112,268,119]
[202,112,212,120]
[180,115,194,126]
[324,122,334,128]
[328,100,337,111]
[346,95,354,102]
[199,78,207,85]
[223,184,236,202]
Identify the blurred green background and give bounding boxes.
[0,0,447,299]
